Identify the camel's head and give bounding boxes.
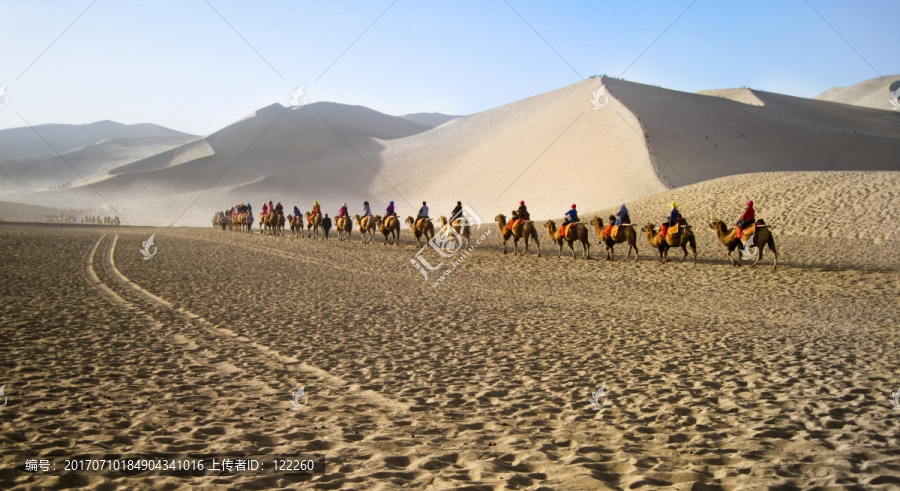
[643,223,655,233]
[709,219,722,230]
[405,216,414,225]
[591,216,602,227]
[495,214,506,223]
[545,219,556,230]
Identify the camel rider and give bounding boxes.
[563,204,579,225]
[604,203,630,235]
[338,203,348,218]
[386,201,396,218]
[362,201,371,218]
[311,201,321,217]
[450,201,463,223]
[658,202,681,237]
[275,202,284,215]
[293,205,301,218]
[517,201,530,221]
[268,201,274,215]
[512,201,529,229]
[261,202,268,216]
[416,201,429,224]
[735,200,755,241]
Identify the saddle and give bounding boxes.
[416,217,429,228]
[740,223,757,243]
[560,221,579,239]
[666,223,680,236]
[511,219,527,235]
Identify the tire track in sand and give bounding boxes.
[104,234,408,414]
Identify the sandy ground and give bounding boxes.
[0,214,898,490]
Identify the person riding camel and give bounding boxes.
[735,200,755,241]
[293,205,301,218]
[268,201,274,215]
[658,202,681,237]
[416,201,429,225]
[511,201,529,230]
[362,201,371,218]
[604,203,630,236]
[385,201,396,218]
[274,202,284,216]
[450,201,463,224]
[311,201,321,218]
[338,203,348,218]
[261,202,269,216]
[562,204,579,235]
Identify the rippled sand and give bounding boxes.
[1,222,898,489]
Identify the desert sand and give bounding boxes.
[1,168,898,489]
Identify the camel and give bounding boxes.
[213,216,226,231]
[643,222,697,264]
[335,216,353,241]
[272,212,286,236]
[289,214,304,237]
[545,220,590,259]
[437,215,471,249]
[591,216,638,262]
[258,212,267,234]
[305,212,322,239]
[495,214,541,257]
[240,212,253,232]
[375,215,400,246]
[354,214,376,244]
[709,219,777,270]
[405,216,435,247]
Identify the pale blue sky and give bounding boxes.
[0,1,896,135]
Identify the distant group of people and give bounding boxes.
[45,215,78,223]
[79,215,119,225]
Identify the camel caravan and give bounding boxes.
[211,199,777,270]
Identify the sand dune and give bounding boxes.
[2,76,900,229]
[695,88,765,106]
[814,74,900,111]
[604,78,900,189]
[0,120,192,161]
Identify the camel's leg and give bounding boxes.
[767,236,778,271]
[568,241,576,259]
[583,240,590,259]
[729,249,739,267]
[556,241,562,258]
[679,245,688,263]
[690,237,697,264]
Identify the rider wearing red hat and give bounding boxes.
[735,200,755,241]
